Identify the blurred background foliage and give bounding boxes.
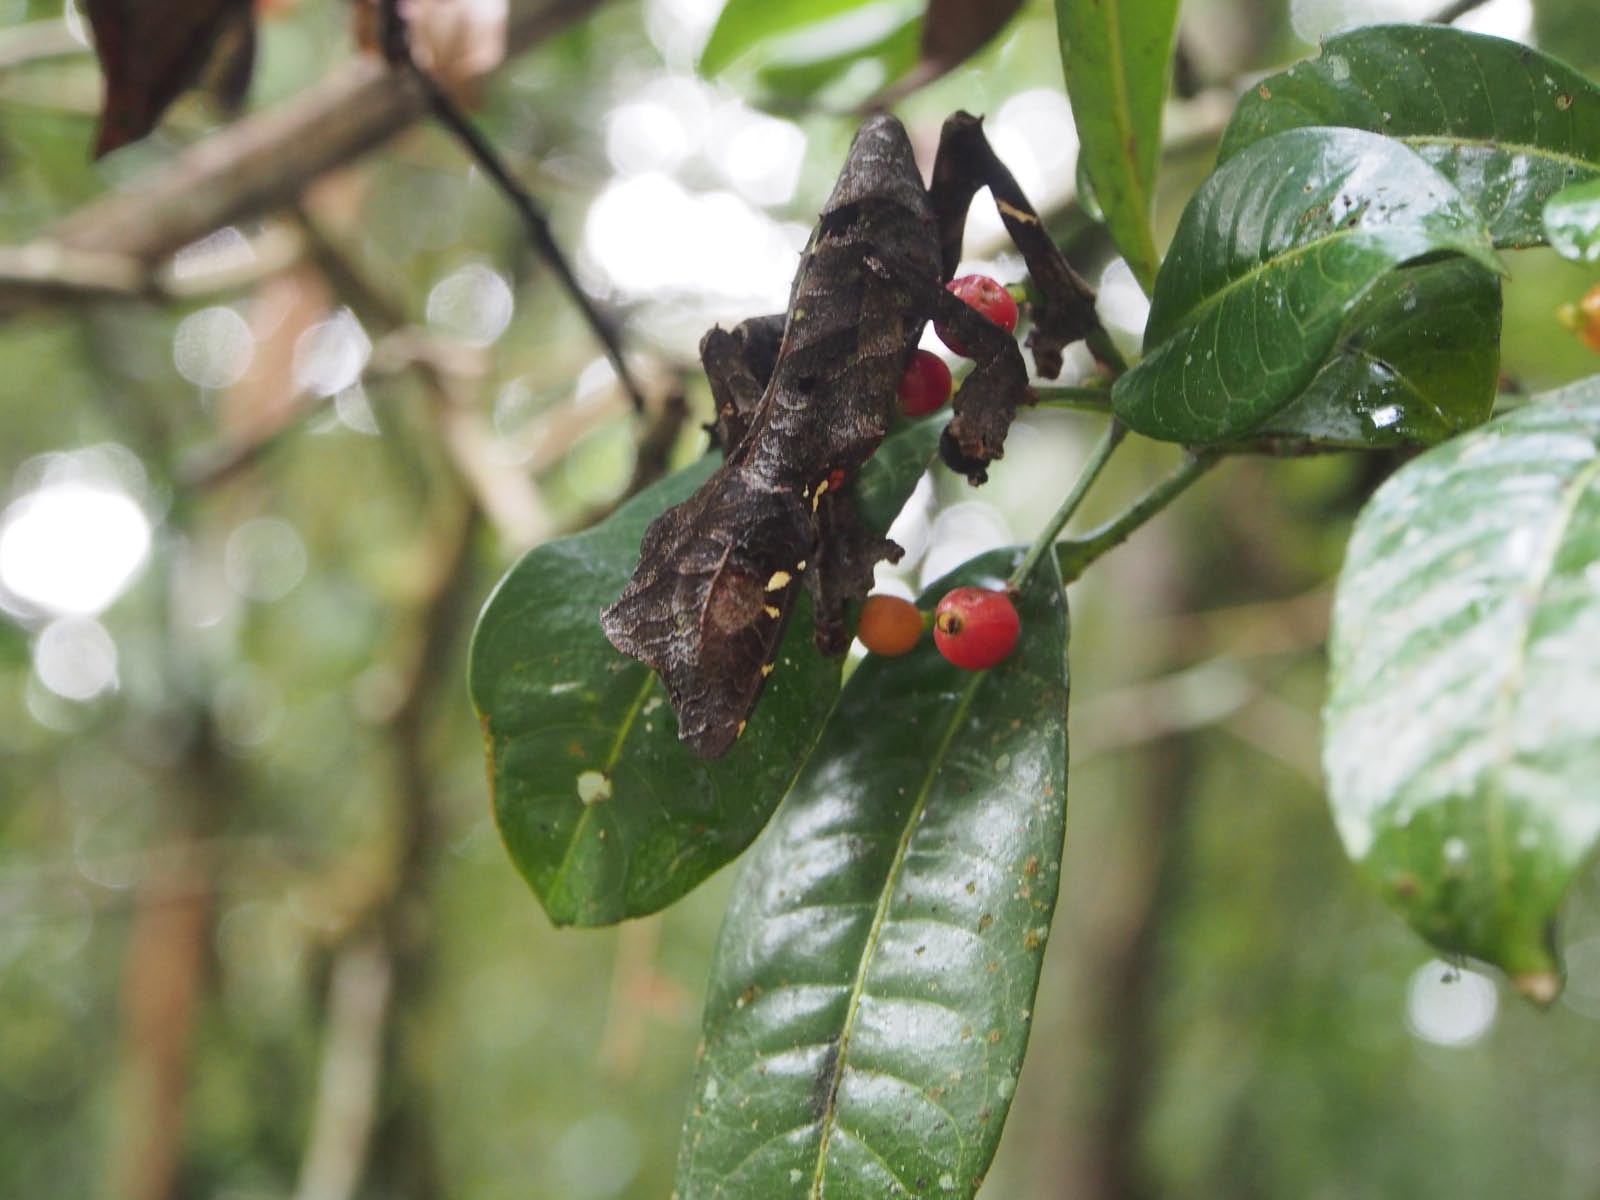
[3,0,1600,1197]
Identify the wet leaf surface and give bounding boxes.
[1112,127,1499,445]
[676,548,1068,1198]
[1250,258,1500,449]
[1220,24,1600,248]
[470,421,940,926]
[1325,376,1600,1001]
[1544,177,1600,263]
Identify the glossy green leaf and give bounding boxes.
[699,0,919,77]
[1325,377,1600,1002]
[1054,0,1180,293]
[855,414,940,533]
[470,424,938,926]
[1544,178,1600,263]
[676,548,1068,1199]
[1250,258,1501,448]
[1219,24,1600,248]
[1112,127,1500,445]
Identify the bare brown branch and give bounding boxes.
[0,0,603,314]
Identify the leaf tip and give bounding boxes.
[1512,969,1562,1008]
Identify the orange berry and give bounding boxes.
[857,594,925,657]
[1581,284,1600,353]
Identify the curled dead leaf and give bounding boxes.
[85,0,256,157]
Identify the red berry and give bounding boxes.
[933,587,1020,670]
[935,275,1020,358]
[898,349,953,416]
[857,594,925,657]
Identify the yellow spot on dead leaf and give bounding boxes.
[996,199,1037,225]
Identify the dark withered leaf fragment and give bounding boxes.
[86,0,255,158]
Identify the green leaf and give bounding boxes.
[753,19,920,102]
[470,421,941,927]
[676,548,1069,1199]
[1250,258,1501,448]
[1219,24,1600,249]
[1544,177,1600,263]
[1054,0,1180,293]
[1325,377,1600,1002]
[470,459,831,926]
[1112,127,1500,445]
[699,0,919,78]
[855,414,941,532]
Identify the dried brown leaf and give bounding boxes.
[85,0,256,157]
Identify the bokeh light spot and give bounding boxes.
[1406,960,1498,1047]
[173,305,255,390]
[32,617,118,701]
[0,476,150,616]
[223,517,308,603]
[426,263,515,346]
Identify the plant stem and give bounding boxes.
[1055,449,1222,584]
[379,4,648,413]
[1032,384,1113,414]
[1086,328,1130,376]
[1009,418,1127,589]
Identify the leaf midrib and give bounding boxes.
[807,672,984,1198]
[1483,448,1600,888]
[1400,132,1600,176]
[1149,220,1415,349]
[545,670,658,904]
[1101,1,1153,275]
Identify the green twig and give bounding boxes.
[1009,418,1127,589]
[1055,448,1222,584]
[1084,327,1130,376]
[1032,383,1114,414]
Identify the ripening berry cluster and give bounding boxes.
[895,273,1021,418]
[873,273,1025,670]
[857,587,1021,671]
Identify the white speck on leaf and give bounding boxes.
[577,770,612,805]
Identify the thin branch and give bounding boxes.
[299,214,556,547]
[1032,383,1114,415]
[1430,0,1494,22]
[293,938,394,1200]
[0,241,146,301]
[575,382,691,528]
[1056,448,1222,584]
[0,0,604,314]
[395,53,649,412]
[1009,418,1126,588]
